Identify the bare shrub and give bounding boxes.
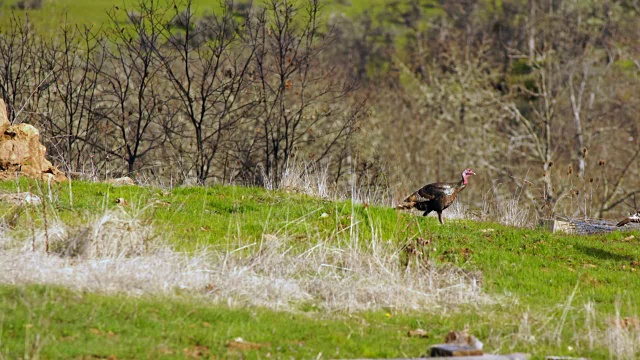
[156,0,256,185]
[42,25,106,173]
[237,0,364,187]
[101,1,173,175]
[126,11,142,25]
[0,14,40,124]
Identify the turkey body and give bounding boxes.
[397,168,475,224]
[403,181,466,223]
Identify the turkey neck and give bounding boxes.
[457,176,469,191]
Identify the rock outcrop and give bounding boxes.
[0,100,67,182]
[105,176,135,186]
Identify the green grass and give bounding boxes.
[0,0,445,31]
[0,285,436,359]
[2,284,572,359]
[0,178,639,358]
[0,0,224,29]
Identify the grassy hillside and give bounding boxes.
[0,178,639,358]
[0,0,407,29]
[0,0,441,31]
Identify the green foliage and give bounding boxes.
[612,59,638,75]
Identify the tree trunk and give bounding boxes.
[528,0,536,64]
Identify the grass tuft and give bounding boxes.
[25,207,157,259]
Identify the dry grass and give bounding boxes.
[0,205,497,313]
[441,200,468,222]
[479,184,536,228]
[264,159,395,207]
[25,208,157,258]
[604,306,640,359]
[260,160,332,199]
[217,233,495,312]
[494,198,532,228]
[277,160,332,199]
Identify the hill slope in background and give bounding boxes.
[1,0,223,27]
[0,0,392,28]
[0,179,639,358]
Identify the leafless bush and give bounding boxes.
[156,0,257,184]
[167,8,190,30]
[0,14,40,124]
[99,1,173,175]
[40,25,106,173]
[237,0,364,187]
[126,11,142,25]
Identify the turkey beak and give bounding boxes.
[471,171,476,176]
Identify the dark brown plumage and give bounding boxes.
[397,168,476,224]
[616,211,640,227]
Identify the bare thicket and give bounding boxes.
[0,15,38,123]
[349,0,640,221]
[100,0,173,176]
[238,0,363,186]
[156,0,257,184]
[1,0,640,219]
[44,25,105,173]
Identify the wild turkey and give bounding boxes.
[616,211,640,227]
[397,168,476,224]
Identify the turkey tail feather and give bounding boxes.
[617,212,640,227]
[616,218,630,227]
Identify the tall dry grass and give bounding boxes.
[0,203,496,312]
[505,300,640,360]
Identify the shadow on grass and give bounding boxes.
[575,244,635,262]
